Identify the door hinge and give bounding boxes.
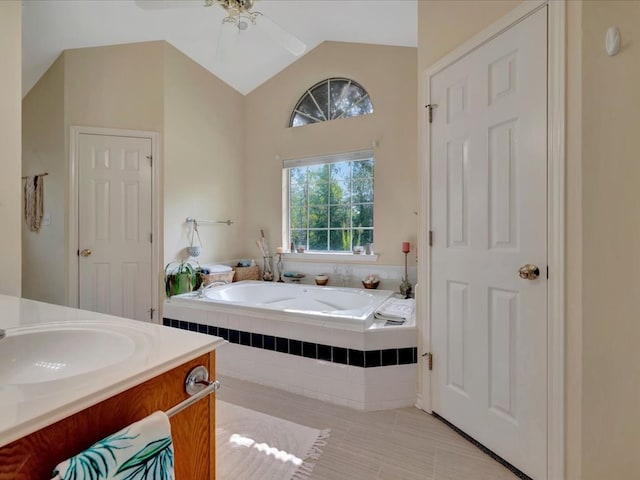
[149,307,155,320]
[547,266,549,279]
[425,104,438,123]
[146,154,152,166]
[429,230,433,246]
[422,352,433,371]
[149,232,153,243]
[77,249,80,256]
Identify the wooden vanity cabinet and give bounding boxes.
[0,352,216,480]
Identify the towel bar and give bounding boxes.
[185,217,233,226]
[166,380,220,418]
[166,366,219,418]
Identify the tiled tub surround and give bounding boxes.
[164,284,418,410]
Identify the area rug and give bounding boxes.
[216,400,330,480]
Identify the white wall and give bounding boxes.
[0,0,22,296]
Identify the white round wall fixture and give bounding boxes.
[606,27,621,56]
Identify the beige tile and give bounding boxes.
[378,463,435,480]
[311,448,382,480]
[216,375,518,480]
[434,449,517,480]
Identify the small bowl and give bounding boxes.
[315,274,329,286]
[297,246,305,253]
[353,246,364,254]
[362,281,380,289]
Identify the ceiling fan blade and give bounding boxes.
[134,0,204,10]
[257,14,306,56]
[216,18,239,62]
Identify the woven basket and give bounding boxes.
[232,265,260,281]
[200,271,235,286]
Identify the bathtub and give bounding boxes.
[171,281,394,331]
[164,280,418,410]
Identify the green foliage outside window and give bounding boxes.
[288,158,373,252]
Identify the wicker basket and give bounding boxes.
[232,265,260,281]
[200,270,235,286]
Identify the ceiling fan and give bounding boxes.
[135,0,307,60]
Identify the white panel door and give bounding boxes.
[430,7,547,479]
[78,133,152,321]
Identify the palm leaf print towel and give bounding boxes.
[51,411,174,480]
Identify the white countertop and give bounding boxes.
[0,295,225,448]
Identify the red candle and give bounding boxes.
[402,241,410,253]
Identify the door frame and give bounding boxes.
[417,1,565,478]
[68,126,161,323]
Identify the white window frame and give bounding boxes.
[281,149,377,260]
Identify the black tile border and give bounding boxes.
[432,412,533,480]
[164,317,417,369]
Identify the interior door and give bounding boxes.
[429,7,547,479]
[78,133,153,321]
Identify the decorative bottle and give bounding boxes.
[262,256,274,282]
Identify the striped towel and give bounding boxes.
[51,411,174,480]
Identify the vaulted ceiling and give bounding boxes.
[22,0,417,97]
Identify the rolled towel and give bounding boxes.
[51,411,174,480]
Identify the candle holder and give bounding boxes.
[399,251,413,298]
[276,253,284,282]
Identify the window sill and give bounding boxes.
[283,252,379,263]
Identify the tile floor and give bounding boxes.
[216,375,518,480]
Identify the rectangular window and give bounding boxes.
[284,150,374,253]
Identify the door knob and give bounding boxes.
[518,264,540,280]
[80,249,92,257]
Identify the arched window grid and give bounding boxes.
[289,77,374,128]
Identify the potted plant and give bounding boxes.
[164,261,196,297]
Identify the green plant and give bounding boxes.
[164,261,196,297]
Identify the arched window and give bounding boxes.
[289,78,373,128]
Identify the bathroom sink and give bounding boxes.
[0,326,137,385]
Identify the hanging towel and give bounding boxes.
[374,297,416,324]
[51,411,174,480]
[23,174,44,232]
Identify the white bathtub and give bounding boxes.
[172,281,394,330]
[164,281,417,410]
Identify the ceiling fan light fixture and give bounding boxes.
[212,0,306,58]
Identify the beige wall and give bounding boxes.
[244,41,417,265]
[64,42,165,133]
[22,56,66,303]
[581,2,640,478]
[0,1,22,296]
[417,0,522,75]
[163,43,245,265]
